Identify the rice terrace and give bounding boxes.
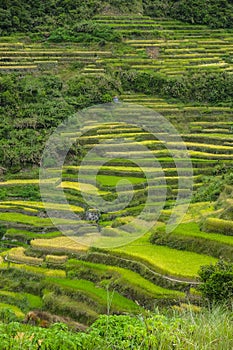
[0,1,232,349]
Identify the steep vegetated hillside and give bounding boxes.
[1,0,233,35]
[0,0,232,345]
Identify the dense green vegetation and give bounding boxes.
[121,70,233,104]
[0,73,121,169]
[144,0,233,28]
[193,169,233,202]
[1,0,233,36]
[198,259,233,306]
[0,306,232,349]
[0,0,103,35]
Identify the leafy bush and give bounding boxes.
[0,0,143,35]
[0,185,41,201]
[192,177,225,203]
[106,0,143,13]
[3,0,232,35]
[67,74,121,108]
[0,225,6,239]
[49,22,122,43]
[0,74,75,170]
[198,259,233,306]
[0,307,232,349]
[143,0,170,17]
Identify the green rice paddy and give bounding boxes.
[168,222,233,246]
[113,233,217,278]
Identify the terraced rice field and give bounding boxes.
[66,259,184,299]
[31,236,88,254]
[113,233,217,279]
[168,222,233,245]
[93,16,233,76]
[1,16,233,77]
[0,42,112,73]
[0,98,232,274]
[0,14,233,322]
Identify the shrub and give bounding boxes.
[198,259,233,306]
[67,74,121,108]
[0,0,103,35]
[120,70,233,104]
[0,225,6,239]
[0,307,232,349]
[143,0,170,17]
[107,0,143,13]
[49,22,122,43]
[193,170,233,203]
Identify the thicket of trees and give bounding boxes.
[120,70,233,104]
[0,0,141,35]
[0,73,121,170]
[0,0,102,35]
[1,0,232,35]
[144,0,233,28]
